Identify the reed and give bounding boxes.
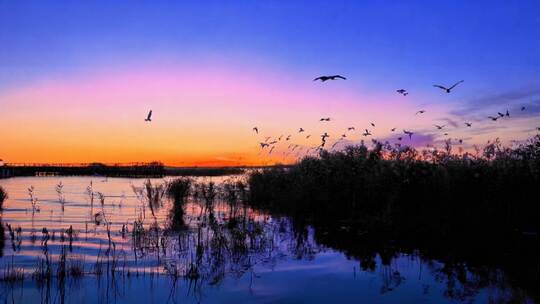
[0,186,7,209]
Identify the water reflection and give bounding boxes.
[0,176,535,303]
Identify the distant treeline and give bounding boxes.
[247,135,540,299]
[2,162,250,178]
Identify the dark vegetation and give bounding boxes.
[6,162,166,177]
[166,177,192,230]
[0,186,6,209]
[2,163,246,178]
[247,135,540,301]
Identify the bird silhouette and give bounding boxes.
[347,127,355,131]
[363,129,372,136]
[341,134,347,138]
[433,80,464,93]
[391,127,396,132]
[370,122,375,127]
[268,146,275,154]
[314,75,346,82]
[286,135,291,141]
[320,117,331,121]
[259,142,269,148]
[397,137,403,141]
[497,112,505,118]
[396,89,408,96]
[268,140,278,145]
[434,124,445,130]
[145,110,152,122]
[416,110,426,115]
[253,127,258,134]
[505,110,510,117]
[298,128,305,133]
[403,130,414,139]
[465,122,472,127]
[264,136,271,142]
[488,116,499,121]
[521,106,526,111]
[306,135,311,139]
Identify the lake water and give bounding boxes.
[0,176,534,303]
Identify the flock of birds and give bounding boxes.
[140,75,537,162]
[247,76,536,161]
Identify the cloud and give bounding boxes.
[451,86,540,117]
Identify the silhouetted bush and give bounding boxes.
[249,136,540,237]
[167,178,192,230]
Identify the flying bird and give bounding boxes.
[465,122,472,127]
[286,135,291,141]
[363,129,372,136]
[497,112,505,118]
[259,142,269,148]
[397,137,403,141]
[521,106,526,111]
[298,128,305,133]
[396,89,408,96]
[415,110,426,115]
[370,122,375,127]
[488,116,499,121]
[347,127,355,131]
[306,135,311,139]
[434,124,445,130]
[320,117,331,121]
[391,127,396,132]
[505,110,510,117]
[433,80,464,93]
[314,75,346,82]
[403,130,414,139]
[145,110,152,122]
[253,127,258,134]
[341,134,347,138]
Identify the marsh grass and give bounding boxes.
[0,186,7,209]
[167,178,192,230]
[248,136,540,238]
[247,135,540,300]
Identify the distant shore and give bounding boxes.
[0,162,288,178]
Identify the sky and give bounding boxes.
[1,1,540,166]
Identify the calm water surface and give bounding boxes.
[0,176,532,303]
